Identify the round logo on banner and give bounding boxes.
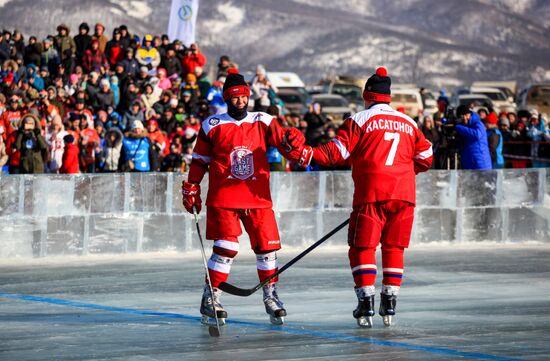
[178,5,193,21]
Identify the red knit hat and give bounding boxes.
[363,67,391,103]
[486,112,498,125]
[222,68,250,101]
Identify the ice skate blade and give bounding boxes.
[269,315,284,325]
[357,316,373,328]
[201,315,226,326]
[382,315,392,327]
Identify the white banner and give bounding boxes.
[167,0,199,47]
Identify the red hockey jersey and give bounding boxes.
[188,112,288,209]
[313,104,433,206]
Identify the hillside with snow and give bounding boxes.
[1,0,549,87]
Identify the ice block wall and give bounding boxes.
[0,169,549,258]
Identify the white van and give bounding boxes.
[391,88,423,118]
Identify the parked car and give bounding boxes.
[517,83,550,116]
[321,81,364,111]
[455,94,495,113]
[311,94,353,125]
[470,87,516,113]
[471,81,517,102]
[277,88,309,115]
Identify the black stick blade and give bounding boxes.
[208,326,220,337]
[218,281,257,297]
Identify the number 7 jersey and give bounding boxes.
[313,103,433,206]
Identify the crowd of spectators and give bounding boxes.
[423,96,549,170]
[0,23,548,174]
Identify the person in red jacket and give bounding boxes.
[285,67,433,328]
[181,69,296,326]
[181,43,206,76]
[59,134,80,174]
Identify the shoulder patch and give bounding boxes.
[209,117,220,126]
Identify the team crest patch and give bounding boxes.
[230,147,254,180]
[209,117,220,126]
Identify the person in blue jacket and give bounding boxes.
[454,105,492,170]
[485,112,504,169]
[122,120,150,172]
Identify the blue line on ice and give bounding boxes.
[0,292,523,361]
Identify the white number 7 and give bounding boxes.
[384,132,400,166]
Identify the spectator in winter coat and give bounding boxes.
[25,64,44,91]
[103,127,123,171]
[160,46,182,77]
[251,64,277,112]
[120,48,139,78]
[156,68,172,90]
[421,116,441,169]
[146,118,168,156]
[216,55,237,79]
[59,134,79,174]
[118,25,132,50]
[304,103,330,147]
[181,43,206,76]
[74,23,92,67]
[55,24,76,65]
[105,29,124,70]
[454,105,492,170]
[24,36,42,67]
[161,143,183,172]
[121,120,151,172]
[510,110,531,168]
[41,38,60,74]
[146,118,166,171]
[0,32,11,64]
[527,110,549,168]
[14,113,48,174]
[484,112,504,169]
[140,83,159,112]
[194,66,211,99]
[118,81,139,114]
[82,39,108,73]
[0,95,22,140]
[94,78,115,111]
[93,23,108,53]
[46,115,68,173]
[122,101,144,131]
[136,35,161,75]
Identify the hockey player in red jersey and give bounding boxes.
[285,67,433,327]
[181,69,295,326]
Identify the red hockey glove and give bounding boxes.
[282,127,305,153]
[297,146,314,167]
[282,127,312,166]
[181,181,202,214]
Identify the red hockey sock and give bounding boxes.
[381,244,405,287]
[348,246,377,288]
[256,251,278,284]
[207,239,240,288]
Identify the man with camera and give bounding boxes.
[453,104,492,170]
[14,113,48,174]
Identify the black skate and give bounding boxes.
[200,285,227,326]
[353,291,375,328]
[379,293,397,326]
[263,283,286,325]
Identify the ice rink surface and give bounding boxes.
[1,244,549,361]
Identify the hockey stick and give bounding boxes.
[218,217,350,297]
[193,209,221,337]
